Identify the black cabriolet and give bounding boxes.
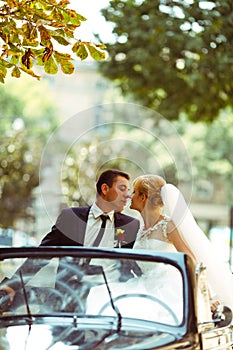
[0,247,232,349]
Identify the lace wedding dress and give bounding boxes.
[86,217,183,325]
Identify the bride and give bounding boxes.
[87,175,233,321]
[131,175,197,263]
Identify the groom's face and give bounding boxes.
[104,175,131,212]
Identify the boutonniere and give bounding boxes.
[115,228,125,248]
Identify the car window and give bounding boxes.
[0,251,184,349]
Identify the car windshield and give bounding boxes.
[0,248,184,350]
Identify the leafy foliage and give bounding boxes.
[61,122,183,207]
[99,0,233,122]
[61,136,135,207]
[60,110,233,214]
[180,111,233,203]
[0,0,106,82]
[0,80,58,228]
[0,130,40,227]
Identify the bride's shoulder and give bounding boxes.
[162,214,172,224]
[163,216,176,233]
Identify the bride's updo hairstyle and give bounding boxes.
[133,175,166,208]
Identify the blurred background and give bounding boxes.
[0,0,232,269]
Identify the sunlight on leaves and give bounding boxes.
[0,0,107,82]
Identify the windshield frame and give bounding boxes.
[0,246,198,347]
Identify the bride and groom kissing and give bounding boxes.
[1,168,233,314]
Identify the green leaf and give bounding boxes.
[10,55,20,65]
[10,33,21,44]
[54,51,71,63]
[8,43,22,54]
[44,56,58,74]
[0,65,7,77]
[22,23,31,38]
[63,27,74,39]
[59,60,75,74]
[0,58,13,68]
[38,25,51,41]
[40,39,53,49]
[30,27,38,40]
[68,9,86,26]
[73,12,87,22]
[72,42,88,60]
[31,48,45,66]
[19,66,41,80]
[53,28,65,36]
[22,39,39,47]
[32,48,46,55]
[35,54,44,66]
[52,35,70,46]
[61,10,72,24]
[0,1,107,82]
[11,66,21,78]
[86,44,106,61]
[2,26,11,35]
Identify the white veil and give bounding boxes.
[161,183,233,311]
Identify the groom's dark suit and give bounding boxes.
[3,206,140,293]
[40,206,140,289]
[40,206,140,248]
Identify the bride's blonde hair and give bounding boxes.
[132,174,166,207]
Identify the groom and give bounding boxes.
[41,168,140,248]
[0,169,141,302]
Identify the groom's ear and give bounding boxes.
[101,183,109,195]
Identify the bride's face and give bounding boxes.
[130,188,145,212]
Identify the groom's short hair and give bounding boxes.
[96,169,130,195]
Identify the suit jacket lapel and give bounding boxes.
[114,212,128,244]
[72,206,91,245]
[114,212,125,227]
[70,208,137,247]
[114,212,138,248]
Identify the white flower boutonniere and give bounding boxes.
[115,228,125,248]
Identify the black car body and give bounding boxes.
[0,247,232,349]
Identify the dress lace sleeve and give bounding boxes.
[161,216,170,239]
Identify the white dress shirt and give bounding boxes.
[83,203,115,247]
[83,203,119,282]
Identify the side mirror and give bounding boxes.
[213,306,232,328]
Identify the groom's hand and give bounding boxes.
[0,286,15,312]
